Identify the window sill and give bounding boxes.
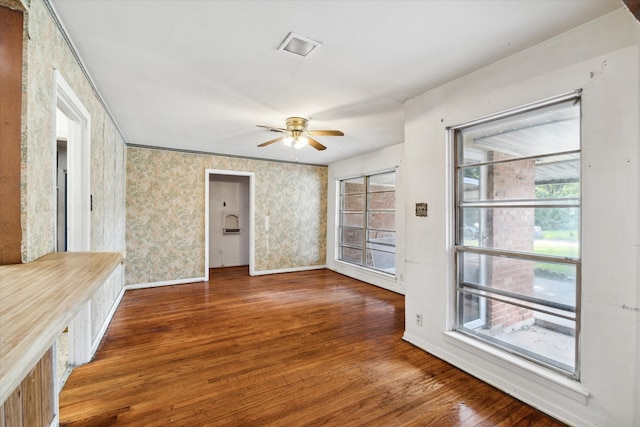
[332,260,402,294]
[334,259,396,278]
[442,331,590,405]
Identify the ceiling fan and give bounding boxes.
[256,117,344,151]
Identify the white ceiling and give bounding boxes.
[50,0,622,165]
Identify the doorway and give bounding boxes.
[205,170,255,278]
[56,110,68,254]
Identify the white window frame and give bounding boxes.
[338,171,396,276]
[450,92,582,378]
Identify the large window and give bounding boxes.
[339,172,396,274]
[453,94,581,377]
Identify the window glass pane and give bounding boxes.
[341,177,365,194]
[459,297,575,372]
[366,248,395,273]
[341,212,364,227]
[367,230,395,246]
[461,293,483,325]
[340,227,363,248]
[459,207,580,255]
[459,100,580,166]
[460,153,580,203]
[368,192,395,210]
[368,172,396,190]
[368,211,395,231]
[341,246,363,264]
[459,251,577,309]
[341,194,364,211]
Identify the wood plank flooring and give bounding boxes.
[59,267,565,426]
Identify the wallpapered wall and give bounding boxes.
[20,0,126,340]
[126,147,327,285]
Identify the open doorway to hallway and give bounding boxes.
[208,174,250,268]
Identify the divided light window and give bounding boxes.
[452,94,581,377]
[339,172,396,275]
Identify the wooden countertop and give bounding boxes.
[0,251,124,404]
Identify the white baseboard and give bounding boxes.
[125,276,206,290]
[251,265,326,276]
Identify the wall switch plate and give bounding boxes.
[416,203,428,217]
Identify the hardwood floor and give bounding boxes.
[59,267,565,426]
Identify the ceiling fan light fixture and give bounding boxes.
[257,116,340,152]
[278,32,321,58]
[294,136,308,149]
[283,135,308,149]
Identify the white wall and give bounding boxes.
[402,9,639,426]
[209,175,250,267]
[327,143,405,294]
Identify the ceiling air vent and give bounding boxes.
[277,32,321,58]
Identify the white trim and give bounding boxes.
[333,259,396,279]
[440,331,590,402]
[445,128,457,332]
[251,265,326,276]
[204,169,256,278]
[330,260,403,295]
[90,286,126,355]
[125,276,207,290]
[54,70,91,252]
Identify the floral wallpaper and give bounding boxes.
[126,146,327,285]
[19,0,126,341]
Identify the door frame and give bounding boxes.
[54,70,91,253]
[54,70,93,367]
[204,169,255,278]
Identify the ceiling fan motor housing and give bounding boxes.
[286,117,309,136]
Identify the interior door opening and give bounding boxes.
[205,170,255,278]
[209,175,250,268]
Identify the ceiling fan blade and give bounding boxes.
[307,130,344,136]
[256,125,287,133]
[307,136,327,151]
[257,136,284,147]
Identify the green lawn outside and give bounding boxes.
[534,238,578,279]
[541,229,579,241]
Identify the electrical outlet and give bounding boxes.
[218,249,223,254]
[415,313,423,326]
